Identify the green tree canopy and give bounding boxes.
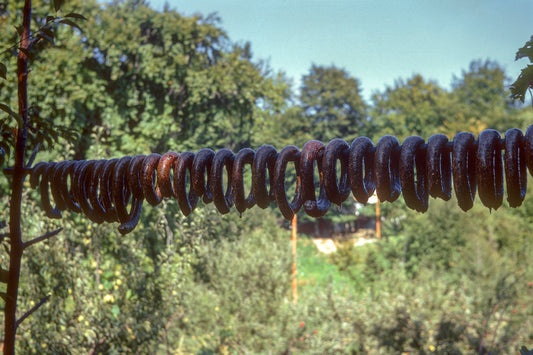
[371,74,447,140]
[446,59,521,134]
[299,65,369,143]
[0,0,290,159]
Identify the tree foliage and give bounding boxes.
[0,0,532,353]
[511,36,533,103]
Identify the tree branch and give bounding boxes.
[23,227,62,249]
[16,293,51,327]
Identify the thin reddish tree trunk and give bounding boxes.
[4,0,31,353]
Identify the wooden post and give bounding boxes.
[376,197,381,240]
[291,214,297,304]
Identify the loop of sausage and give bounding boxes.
[400,136,428,212]
[49,161,69,211]
[300,140,331,218]
[504,128,526,207]
[452,132,477,211]
[118,154,146,234]
[426,134,452,201]
[211,149,235,214]
[252,145,278,208]
[476,129,503,210]
[127,155,147,199]
[323,139,351,206]
[30,161,48,189]
[174,151,198,216]
[112,156,144,235]
[58,160,81,213]
[112,156,133,223]
[232,148,255,213]
[375,135,401,203]
[192,148,215,204]
[40,162,62,219]
[86,159,108,221]
[100,158,119,222]
[117,198,143,235]
[349,137,375,204]
[157,151,179,198]
[274,145,302,220]
[524,125,533,177]
[141,153,163,206]
[73,160,104,223]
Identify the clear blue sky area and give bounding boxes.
[147,0,532,102]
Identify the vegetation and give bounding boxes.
[0,0,532,353]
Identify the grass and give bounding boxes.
[295,237,353,296]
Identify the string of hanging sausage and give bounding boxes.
[27,126,533,234]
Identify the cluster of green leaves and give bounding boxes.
[511,36,533,103]
[326,191,533,353]
[0,0,85,175]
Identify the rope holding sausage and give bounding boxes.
[28,126,533,234]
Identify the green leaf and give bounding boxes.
[515,36,533,62]
[0,103,22,127]
[111,304,120,317]
[64,12,87,21]
[36,32,55,46]
[46,15,56,24]
[53,0,64,12]
[38,131,54,149]
[58,19,82,32]
[13,25,23,36]
[41,27,55,39]
[510,64,533,103]
[0,63,6,80]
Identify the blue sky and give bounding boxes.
[147,0,532,102]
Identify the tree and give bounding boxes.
[0,0,291,352]
[371,74,448,140]
[299,65,369,143]
[446,60,521,135]
[0,0,289,160]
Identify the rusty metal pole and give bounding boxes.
[376,197,381,240]
[291,214,297,304]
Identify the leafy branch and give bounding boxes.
[0,12,87,80]
[510,36,533,104]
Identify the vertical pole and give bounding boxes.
[291,214,297,304]
[375,197,381,240]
